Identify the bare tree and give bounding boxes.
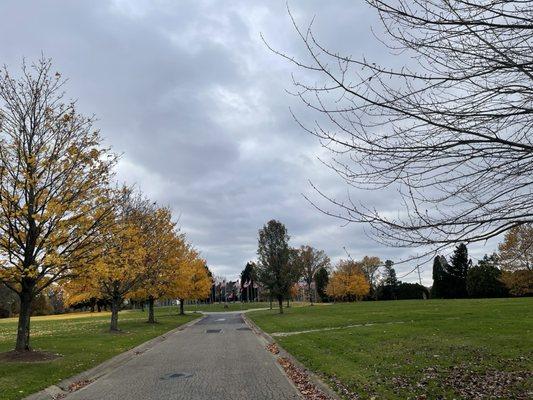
[270,1,533,256]
[293,245,330,304]
[0,58,117,351]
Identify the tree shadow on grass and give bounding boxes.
[0,350,62,363]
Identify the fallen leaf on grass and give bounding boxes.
[441,366,532,400]
[328,375,362,399]
[394,363,532,400]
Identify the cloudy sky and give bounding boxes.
[0,0,498,284]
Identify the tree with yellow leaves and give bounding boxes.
[498,225,533,296]
[186,259,212,308]
[0,59,116,352]
[324,272,343,301]
[358,256,382,299]
[65,189,211,327]
[326,260,370,301]
[68,188,149,331]
[62,272,102,310]
[130,206,189,323]
[498,225,533,272]
[172,250,212,315]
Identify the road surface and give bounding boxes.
[65,312,301,400]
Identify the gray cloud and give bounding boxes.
[0,0,497,284]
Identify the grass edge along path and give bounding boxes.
[0,308,199,400]
[248,298,533,400]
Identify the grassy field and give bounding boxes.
[187,301,311,312]
[249,298,533,400]
[0,308,198,400]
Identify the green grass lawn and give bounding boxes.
[0,307,198,400]
[249,298,533,399]
[186,301,311,312]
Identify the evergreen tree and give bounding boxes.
[314,267,330,302]
[431,255,450,298]
[466,254,507,298]
[431,244,472,298]
[448,243,471,298]
[256,220,301,314]
[396,282,430,300]
[378,260,399,300]
[384,260,398,287]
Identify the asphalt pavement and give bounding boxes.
[64,312,301,400]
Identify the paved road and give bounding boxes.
[65,313,301,400]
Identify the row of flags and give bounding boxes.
[241,280,259,289]
[213,280,258,291]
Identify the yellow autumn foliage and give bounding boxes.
[171,248,212,302]
[64,192,211,316]
[326,267,370,301]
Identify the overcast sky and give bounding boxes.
[0,0,498,284]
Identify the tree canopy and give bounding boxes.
[0,59,117,350]
[466,255,507,298]
[431,244,471,299]
[256,220,301,313]
[314,266,330,302]
[498,226,533,296]
[292,245,330,304]
[498,225,533,272]
[326,259,370,301]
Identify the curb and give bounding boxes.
[242,313,342,400]
[24,315,205,400]
[241,313,304,399]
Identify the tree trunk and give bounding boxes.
[269,296,273,310]
[278,295,284,314]
[308,282,314,305]
[110,297,121,332]
[15,289,32,351]
[179,299,185,315]
[147,296,155,323]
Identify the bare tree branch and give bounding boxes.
[272,1,533,255]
